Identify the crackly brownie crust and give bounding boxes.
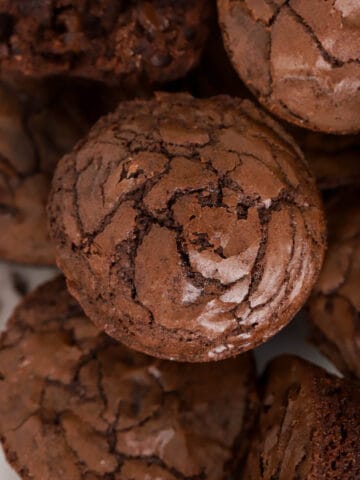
[243,355,360,479]
[0,77,122,265]
[0,277,257,480]
[308,189,360,379]
[218,0,360,134]
[0,0,212,86]
[48,93,326,362]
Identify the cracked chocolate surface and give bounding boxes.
[218,0,360,134]
[0,77,118,265]
[243,355,360,479]
[0,0,212,86]
[0,276,257,480]
[292,129,360,190]
[48,93,326,362]
[308,189,360,379]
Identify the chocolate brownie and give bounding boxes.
[308,189,360,379]
[0,77,118,265]
[48,93,326,362]
[0,276,258,480]
[218,0,360,134]
[243,355,360,479]
[0,0,212,86]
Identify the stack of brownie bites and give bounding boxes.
[0,1,359,479]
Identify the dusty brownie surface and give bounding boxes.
[218,0,360,134]
[49,93,326,361]
[0,77,113,265]
[308,189,360,379]
[243,355,360,479]
[0,0,212,86]
[293,130,360,190]
[0,277,257,480]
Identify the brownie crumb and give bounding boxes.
[0,0,213,86]
[243,355,360,479]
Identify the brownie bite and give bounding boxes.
[218,0,360,134]
[0,277,257,480]
[48,93,326,362]
[0,77,116,265]
[308,189,360,379]
[0,0,212,86]
[243,355,360,479]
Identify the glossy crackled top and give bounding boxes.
[0,277,256,480]
[49,93,326,361]
[218,0,360,133]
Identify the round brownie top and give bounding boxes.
[243,355,360,479]
[49,93,326,362]
[218,0,360,134]
[0,0,212,86]
[309,189,360,379]
[0,277,257,480]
